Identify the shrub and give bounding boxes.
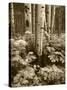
[37,64,65,84]
[10,33,65,86]
[12,64,65,87]
[43,33,65,64]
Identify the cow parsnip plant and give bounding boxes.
[10,33,65,86]
[43,33,65,64]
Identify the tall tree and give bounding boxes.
[35,4,45,56]
[10,3,15,37]
[31,4,35,34]
[48,5,51,36]
[51,5,56,34]
[31,4,36,47]
[24,3,32,33]
[44,5,48,31]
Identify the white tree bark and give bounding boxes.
[51,5,56,34]
[32,4,35,34]
[24,3,32,33]
[36,4,45,56]
[32,4,36,47]
[11,3,15,37]
[48,5,51,37]
[44,5,48,31]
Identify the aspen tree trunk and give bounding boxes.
[48,5,51,39]
[32,4,35,34]
[35,4,38,52]
[58,8,61,36]
[44,5,48,31]
[58,7,63,36]
[24,4,32,33]
[31,4,36,47]
[36,4,41,56]
[40,5,45,56]
[22,4,26,35]
[11,3,15,37]
[35,4,45,57]
[51,5,56,34]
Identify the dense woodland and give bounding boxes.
[9,3,65,87]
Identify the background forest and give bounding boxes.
[9,3,65,87]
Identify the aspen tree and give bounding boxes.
[11,3,15,37]
[48,5,51,38]
[35,4,45,56]
[51,5,56,34]
[24,3,32,33]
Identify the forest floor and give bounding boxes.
[10,33,65,87]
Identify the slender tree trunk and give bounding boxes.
[11,3,15,37]
[31,4,36,47]
[35,4,38,52]
[44,5,48,31]
[36,4,41,56]
[24,3,32,33]
[32,4,35,34]
[51,5,56,34]
[35,4,45,56]
[40,5,45,56]
[48,5,51,39]
[23,4,26,35]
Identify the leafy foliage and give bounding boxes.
[12,64,65,87]
[38,64,65,84]
[10,33,65,87]
[43,33,65,64]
